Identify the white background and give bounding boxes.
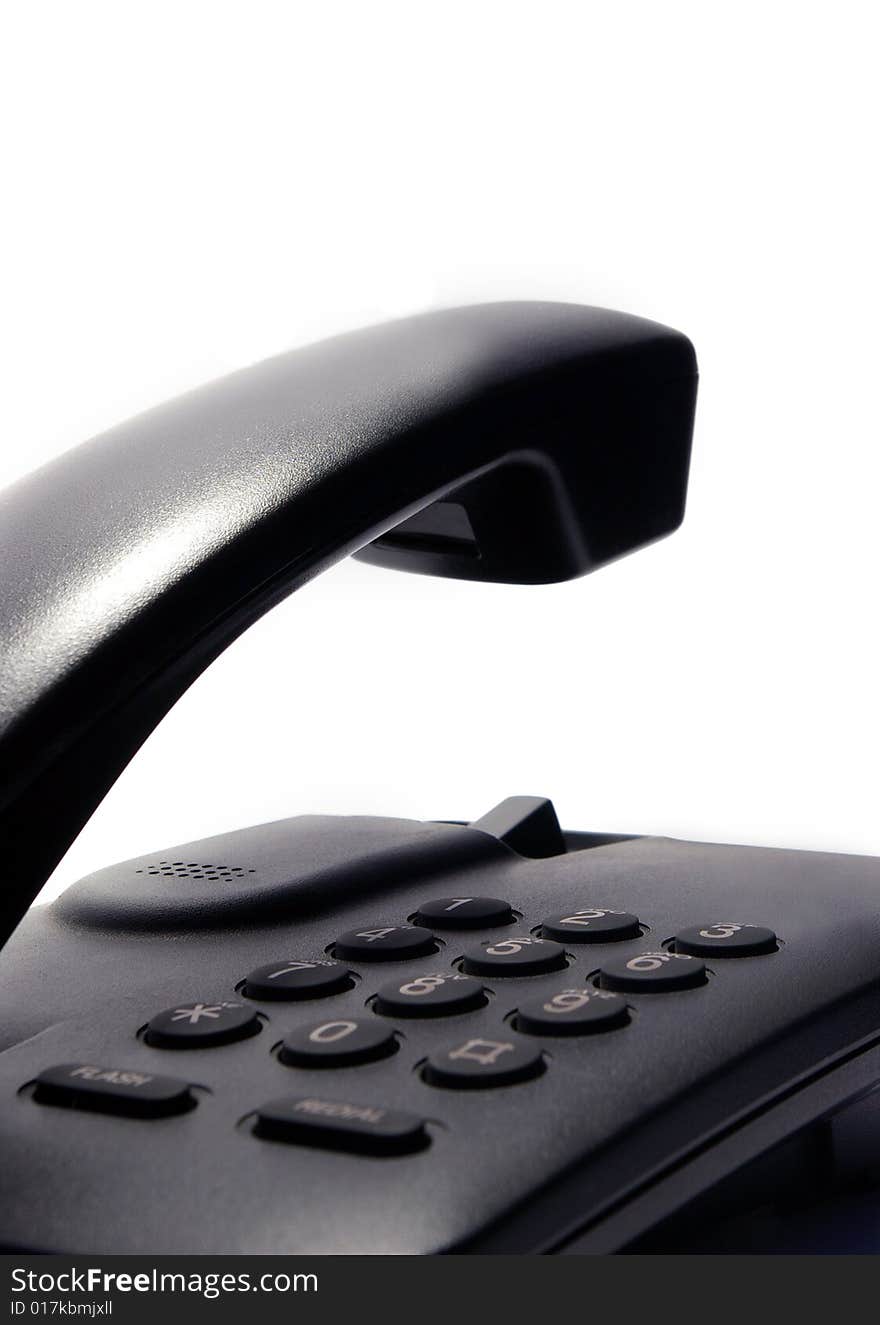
[1,2,878,905]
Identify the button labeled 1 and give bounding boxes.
[413,897,514,929]
[598,950,706,992]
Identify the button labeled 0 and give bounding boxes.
[279,1019,398,1068]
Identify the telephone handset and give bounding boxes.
[1,303,878,1254]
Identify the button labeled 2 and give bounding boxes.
[540,908,640,943]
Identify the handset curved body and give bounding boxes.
[0,301,697,944]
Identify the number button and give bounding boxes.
[413,897,514,929]
[423,1037,545,1089]
[460,936,567,977]
[598,950,707,992]
[516,988,629,1035]
[279,1019,398,1067]
[243,960,354,1001]
[333,926,436,962]
[145,1001,261,1048]
[673,923,778,957]
[373,973,487,1018]
[540,908,640,943]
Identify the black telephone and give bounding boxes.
[2,302,879,1254]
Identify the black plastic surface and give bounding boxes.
[2,809,880,1253]
[6,300,875,1255]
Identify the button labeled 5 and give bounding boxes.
[461,936,567,977]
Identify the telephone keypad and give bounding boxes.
[32,873,780,1159]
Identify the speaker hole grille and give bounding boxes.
[135,860,257,881]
